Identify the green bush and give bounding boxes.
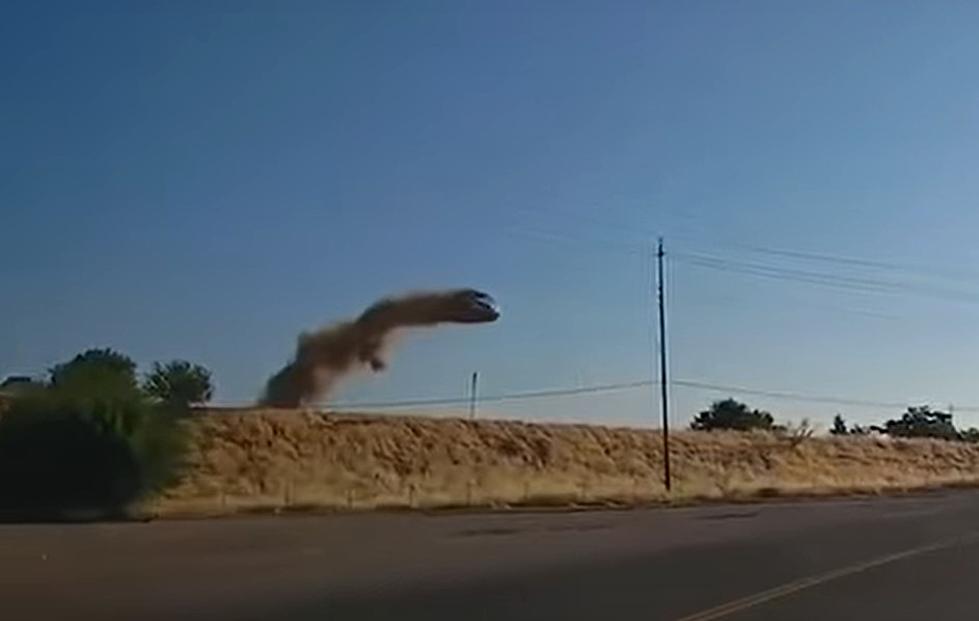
[0,390,187,518]
[691,398,775,432]
[883,406,959,440]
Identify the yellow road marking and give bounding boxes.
[674,533,979,621]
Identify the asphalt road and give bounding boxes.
[4,491,979,620]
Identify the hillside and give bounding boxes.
[149,408,979,517]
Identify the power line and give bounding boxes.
[680,238,979,284]
[671,379,913,410]
[673,252,979,305]
[207,377,979,414]
[503,219,979,305]
[502,220,979,306]
[673,379,979,416]
[729,244,925,273]
[504,226,922,308]
[504,212,979,286]
[673,252,905,294]
[323,379,656,410]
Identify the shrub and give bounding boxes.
[962,428,979,443]
[883,406,959,440]
[0,390,186,518]
[778,418,815,449]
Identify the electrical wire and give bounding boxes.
[673,252,979,304]
[323,379,656,410]
[674,236,979,284]
[504,210,979,286]
[673,252,905,294]
[670,379,912,410]
[207,377,979,413]
[501,219,979,305]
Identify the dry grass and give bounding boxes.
[145,408,979,517]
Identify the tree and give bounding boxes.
[691,398,774,431]
[961,428,979,443]
[49,348,138,398]
[143,360,213,408]
[882,406,959,440]
[830,414,849,436]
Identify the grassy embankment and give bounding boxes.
[146,408,979,517]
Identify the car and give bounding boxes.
[453,289,501,323]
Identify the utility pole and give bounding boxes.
[657,237,672,492]
[469,371,479,419]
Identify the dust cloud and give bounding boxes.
[260,289,499,407]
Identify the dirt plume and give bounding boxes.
[260,289,499,407]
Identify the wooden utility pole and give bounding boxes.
[657,238,672,492]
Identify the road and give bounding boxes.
[3,491,979,620]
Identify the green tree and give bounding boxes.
[144,360,213,408]
[49,348,138,398]
[961,428,979,443]
[882,406,959,440]
[691,398,774,432]
[830,414,849,436]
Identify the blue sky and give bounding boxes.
[5,1,979,428]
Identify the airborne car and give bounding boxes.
[456,289,501,323]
